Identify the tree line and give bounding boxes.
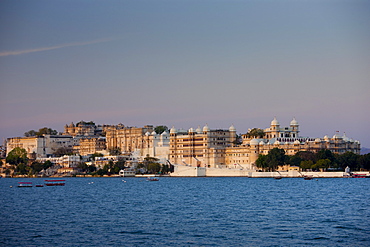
[256,148,370,172]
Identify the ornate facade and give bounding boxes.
[169,125,237,168]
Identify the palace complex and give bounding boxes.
[5,118,361,173]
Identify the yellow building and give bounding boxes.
[169,125,236,168]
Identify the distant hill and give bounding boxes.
[361,148,370,155]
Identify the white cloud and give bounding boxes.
[0,38,115,57]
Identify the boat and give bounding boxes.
[274,176,282,180]
[45,180,65,186]
[304,175,313,180]
[146,177,159,181]
[18,182,32,187]
[35,184,44,187]
[351,174,370,178]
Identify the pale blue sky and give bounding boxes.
[1,0,369,147]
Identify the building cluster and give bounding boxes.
[4,118,361,174]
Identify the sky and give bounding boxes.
[1,0,369,148]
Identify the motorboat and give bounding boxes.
[45,180,65,186]
[18,182,32,187]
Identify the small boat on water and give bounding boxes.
[304,175,313,180]
[35,184,44,187]
[18,182,32,187]
[351,174,370,178]
[274,176,282,180]
[45,180,65,186]
[146,177,159,181]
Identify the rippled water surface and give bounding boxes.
[1,177,369,246]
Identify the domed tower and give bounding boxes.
[249,138,260,164]
[270,117,280,139]
[229,124,237,144]
[290,117,299,138]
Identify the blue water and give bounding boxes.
[0,177,369,246]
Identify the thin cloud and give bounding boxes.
[0,38,115,57]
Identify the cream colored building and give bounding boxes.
[6,135,73,158]
[169,118,360,170]
[169,125,237,168]
[78,137,107,156]
[105,125,154,154]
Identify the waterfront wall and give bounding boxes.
[170,166,358,178]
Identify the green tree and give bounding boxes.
[316,149,336,163]
[313,159,331,171]
[265,148,287,171]
[6,147,28,166]
[154,125,168,134]
[24,130,37,137]
[358,153,370,170]
[14,163,30,175]
[255,154,268,171]
[300,160,314,170]
[245,128,265,138]
[336,152,360,170]
[148,163,161,173]
[24,127,58,137]
[295,151,316,163]
[287,155,302,167]
[30,161,44,174]
[43,160,53,170]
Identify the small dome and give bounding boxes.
[333,133,341,139]
[315,138,321,143]
[259,141,264,145]
[170,126,177,134]
[250,138,259,145]
[342,133,349,141]
[161,130,168,135]
[274,140,280,145]
[145,131,150,136]
[151,131,157,135]
[196,126,202,134]
[290,117,298,126]
[294,140,300,145]
[188,128,194,133]
[229,124,236,132]
[271,117,279,126]
[203,124,210,132]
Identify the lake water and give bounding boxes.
[0,177,369,246]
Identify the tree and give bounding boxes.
[154,125,168,134]
[316,149,336,163]
[24,130,37,137]
[6,147,28,166]
[313,159,331,171]
[255,154,268,171]
[286,155,302,167]
[336,152,359,170]
[245,128,265,138]
[24,127,57,137]
[300,160,314,170]
[295,151,316,163]
[358,153,370,170]
[30,161,44,174]
[265,148,287,171]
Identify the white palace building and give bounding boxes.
[169,117,360,176]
